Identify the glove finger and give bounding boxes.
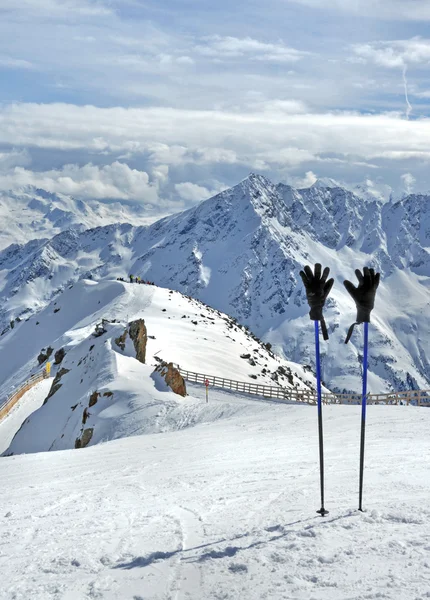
[314,263,322,280]
[374,272,380,289]
[304,265,313,280]
[324,277,334,297]
[363,266,371,284]
[320,266,330,284]
[299,270,309,285]
[355,269,364,285]
[344,279,357,297]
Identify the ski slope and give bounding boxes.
[1,398,429,600]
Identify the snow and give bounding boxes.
[1,279,316,455]
[0,399,429,599]
[0,187,163,251]
[1,174,429,393]
[0,377,53,454]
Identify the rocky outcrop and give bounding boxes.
[37,346,53,365]
[114,329,127,351]
[156,361,187,397]
[89,391,100,407]
[75,428,93,449]
[114,319,147,364]
[44,367,69,403]
[54,347,66,365]
[128,319,147,363]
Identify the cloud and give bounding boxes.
[194,36,309,63]
[0,162,160,204]
[174,182,211,203]
[351,37,430,69]
[2,102,430,169]
[288,171,318,188]
[0,0,113,17]
[401,173,416,194]
[0,149,32,171]
[282,0,430,20]
[0,56,34,69]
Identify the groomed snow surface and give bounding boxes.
[1,394,429,599]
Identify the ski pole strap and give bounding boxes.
[345,321,360,344]
[320,317,329,341]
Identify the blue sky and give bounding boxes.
[1,0,430,208]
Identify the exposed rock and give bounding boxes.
[103,391,113,397]
[128,319,147,364]
[37,346,53,365]
[156,361,187,397]
[54,347,66,365]
[75,428,93,449]
[82,407,90,425]
[114,329,128,351]
[44,367,70,403]
[89,391,100,407]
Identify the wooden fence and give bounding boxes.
[178,368,430,407]
[0,370,49,421]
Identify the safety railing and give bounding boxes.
[0,369,49,421]
[178,368,430,407]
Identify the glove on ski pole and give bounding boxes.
[344,267,380,344]
[299,263,334,341]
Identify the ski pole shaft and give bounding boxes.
[358,321,369,511]
[315,321,328,516]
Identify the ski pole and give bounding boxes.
[358,321,369,511]
[315,320,328,517]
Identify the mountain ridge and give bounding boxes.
[0,173,429,393]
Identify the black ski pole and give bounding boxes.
[315,320,328,517]
[343,267,380,512]
[358,321,369,511]
[299,263,333,517]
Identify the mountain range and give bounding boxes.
[1,174,429,394]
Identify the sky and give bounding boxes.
[1,0,430,210]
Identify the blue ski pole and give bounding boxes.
[358,321,369,511]
[315,320,328,517]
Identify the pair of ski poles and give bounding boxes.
[300,264,379,516]
[314,320,368,516]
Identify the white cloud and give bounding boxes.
[0,57,34,69]
[0,149,32,171]
[195,36,309,63]
[290,171,318,188]
[175,182,211,203]
[0,162,160,203]
[2,102,430,168]
[351,37,430,69]
[0,0,112,17]
[401,173,416,194]
[282,0,430,20]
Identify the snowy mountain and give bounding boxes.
[0,174,429,393]
[0,187,161,250]
[0,279,315,455]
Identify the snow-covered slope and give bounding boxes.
[1,399,429,599]
[0,187,161,250]
[1,279,315,455]
[1,174,429,393]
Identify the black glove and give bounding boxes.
[299,263,334,340]
[344,267,380,343]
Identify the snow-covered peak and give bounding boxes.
[0,175,429,394]
[309,177,341,190]
[0,187,162,251]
